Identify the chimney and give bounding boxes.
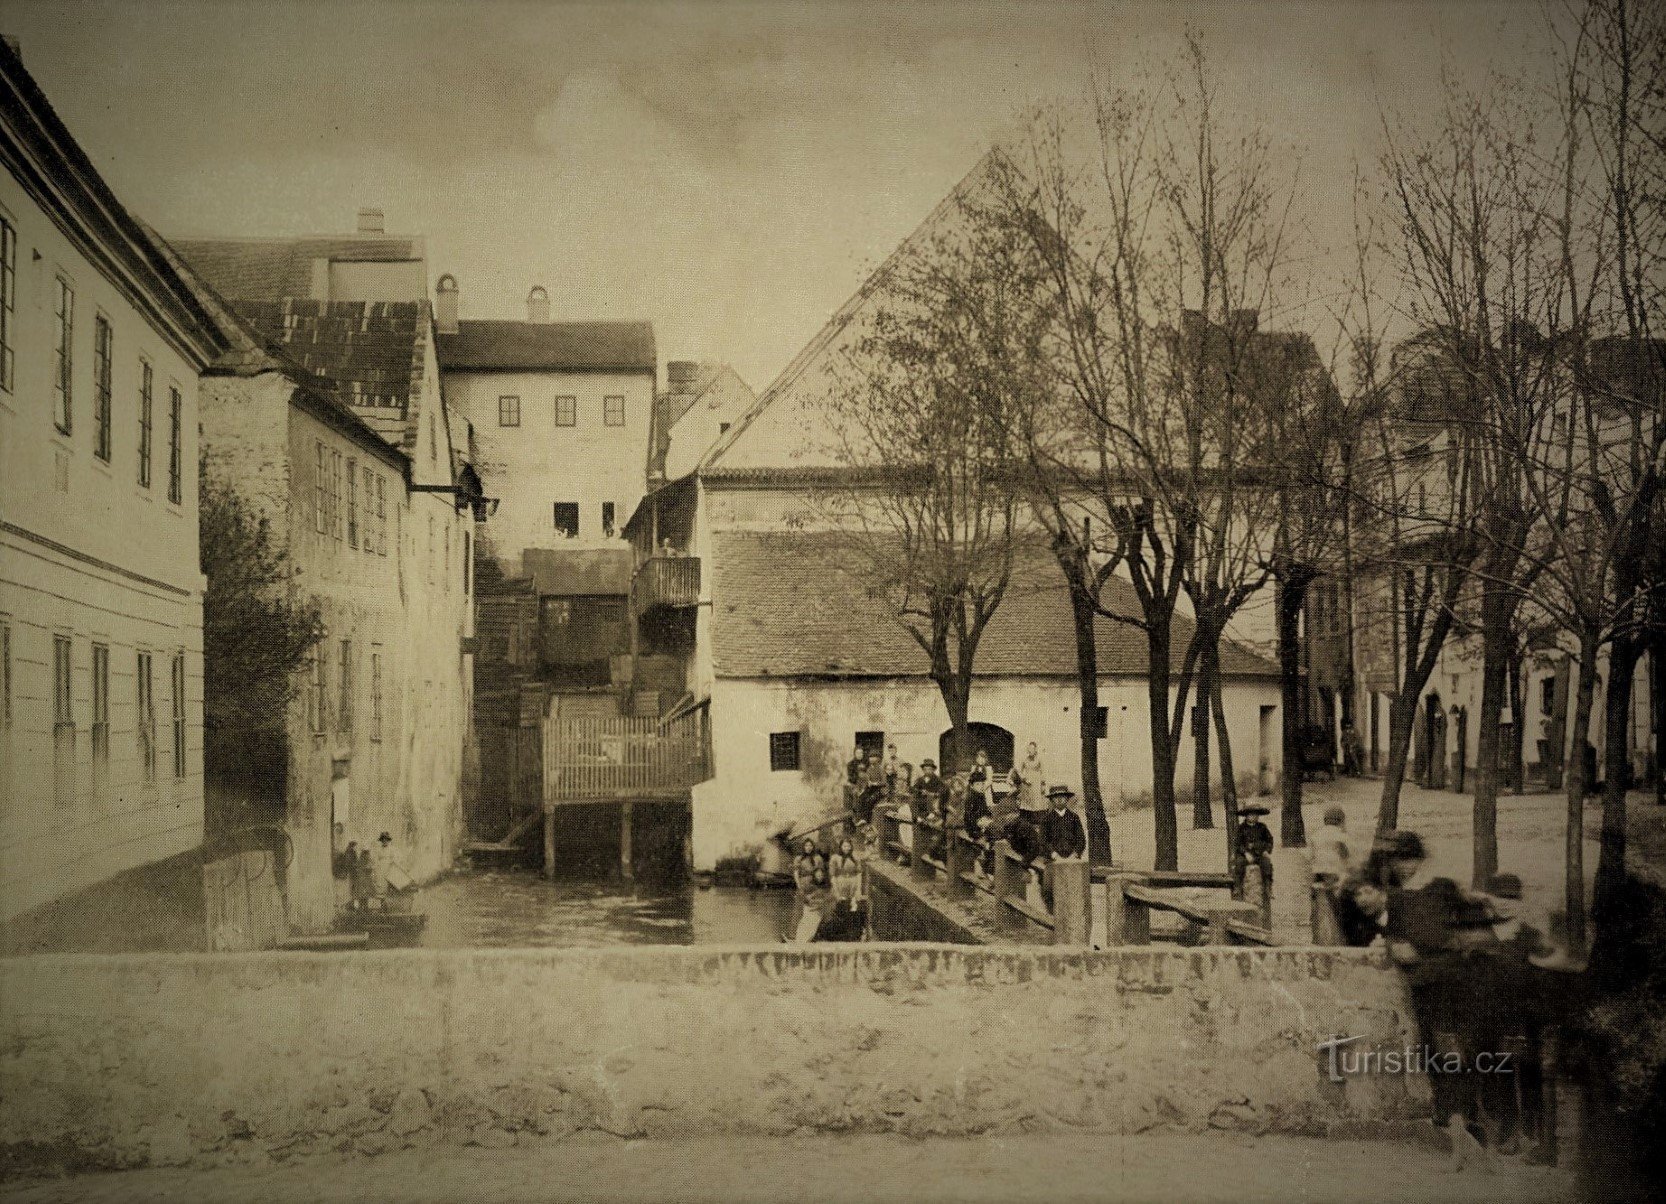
[526,285,550,324]
[356,207,385,235]
[435,274,459,336]
[666,361,699,393]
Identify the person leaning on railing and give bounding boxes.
[1037,784,1086,910]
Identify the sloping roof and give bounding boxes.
[435,320,656,372]
[524,547,633,597]
[708,530,1277,680]
[167,236,422,303]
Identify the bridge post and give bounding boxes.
[1310,883,1343,945]
[543,807,556,881]
[945,831,973,901]
[1051,861,1091,946]
[910,816,932,882]
[990,841,1024,936]
[620,801,634,881]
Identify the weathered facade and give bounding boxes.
[0,42,230,922]
[175,226,476,934]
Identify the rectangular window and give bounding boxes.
[330,450,343,538]
[55,636,75,807]
[1541,677,1556,718]
[137,650,156,782]
[167,386,183,503]
[314,442,327,533]
[137,360,153,486]
[309,654,326,735]
[0,215,14,391]
[370,645,383,742]
[347,459,359,548]
[855,730,885,762]
[171,653,186,778]
[375,477,387,556]
[555,395,576,427]
[53,278,74,433]
[602,502,616,537]
[92,316,113,461]
[769,731,802,773]
[338,639,352,734]
[603,395,625,427]
[498,395,520,427]
[553,502,579,538]
[92,642,109,765]
[363,469,375,555]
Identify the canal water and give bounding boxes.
[418,868,795,948]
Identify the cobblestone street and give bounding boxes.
[0,1133,1575,1204]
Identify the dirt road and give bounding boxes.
[1,1133,1573,1204]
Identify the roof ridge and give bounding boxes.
[699,149,1001,474]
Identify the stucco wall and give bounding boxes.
[442,368,652,572]
[1,150,208,922]
[692,676,1281,870]
[0,945,1420,1167]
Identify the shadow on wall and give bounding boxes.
[0,850,207,955]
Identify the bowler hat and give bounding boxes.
[1046,784,1075,801]
[920,758,936,770]
[1485,872,1524,900]
[1239,803,1271,816]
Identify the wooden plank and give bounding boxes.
[1225,919,1276,946]
[1003,893,1056,930]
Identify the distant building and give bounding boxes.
[171,221,477,934]
[653,361,756,486]
[0,41,232,921]
[434,277,655,575]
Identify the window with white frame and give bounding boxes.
[499,395,520,427]
[0,214,14,392]
[138,359,153,487]
[167,386,183,504]
[330,450,343,538]
[137,649,156,782]
[370,644,383,741]
[337,640,352,734]
[53,278,73,434]
[554,395,576,427]
[347,459,359,548]
[375,476,387,556]
[92,642,109,766]
[314,442,327,533]
[93,316,112,461]
[171,653,186,778]
[309,653,326,735]
[603,395,625,427]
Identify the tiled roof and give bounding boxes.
[233,297,424,406]
[436,320,656,372]
[708,530,1278,680]
[168,236,422,303]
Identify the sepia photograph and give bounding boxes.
[0,1,1663,1200]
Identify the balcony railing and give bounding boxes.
[543,709,712,804]
[631,555,701,616]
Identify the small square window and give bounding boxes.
[499,395,521,427]
[553,502,579,538]
[602,501,616,537]
[769,731,802,772]
[555,395,576,427]
[603,395,625,427]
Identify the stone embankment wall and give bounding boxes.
[0,946,1422,1171]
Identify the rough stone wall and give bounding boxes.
[0,946,1422,1169]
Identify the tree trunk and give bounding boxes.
[1472,579,1514,887]
[1544,656,1571,792]
[1564,647,1598,956]
[1596,635,1640,923]
[1063,558,1114,864]
[1654,631,1666,807]
[1147,622,1179,872]
[1507,643,1526,795]
[939,678,972,776]
[1377,694,1417,834]
[1208,647,1243,884]
[1192,694,1213,830]
[1277,575,1309,846]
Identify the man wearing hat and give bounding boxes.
[1040,784,1086,862]
[1234,803,1276,907]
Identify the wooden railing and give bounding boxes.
[631,555,701,616]
[543,709,711,804]
[873,808,1091,946]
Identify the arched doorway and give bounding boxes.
[939,722,1014,775]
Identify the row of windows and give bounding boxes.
[314,442,391,556]
[307,639,384,742]
[0,622,188,789]
[498,393,626,428]
[553,501,621,538]
[0,215,183,502]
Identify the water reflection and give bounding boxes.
[418,868,795,948]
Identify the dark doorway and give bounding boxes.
[940,722,1013,775]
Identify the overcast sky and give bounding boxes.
[6,1,1558,390]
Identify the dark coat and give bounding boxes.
[1040,807,1086,860]
[1237,819,1275,861]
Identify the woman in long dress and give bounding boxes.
[796,864,833,942]
[1015,741,1045,813]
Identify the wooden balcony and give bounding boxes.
[543,709,712,805]
[631,555,701,617]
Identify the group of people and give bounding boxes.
[331,826,414,913]
[1313,811,1571,1168]
[789,833,868,942]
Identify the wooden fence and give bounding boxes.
[544,708,710,804]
